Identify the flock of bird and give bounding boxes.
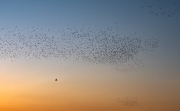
[142,0,179,19]
[117,96,138,106]
[0,25,159,71]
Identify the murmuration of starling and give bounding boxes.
[117,96,138,106]
[142,0,179,20]
[0,26,159,72]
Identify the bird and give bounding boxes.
[55,78,58,81]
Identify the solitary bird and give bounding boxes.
[55,78,58,81]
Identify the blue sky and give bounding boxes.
[1,0,179,73]
[0,0,179,75]
[0,0,179,77]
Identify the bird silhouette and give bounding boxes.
[142,1,179,20]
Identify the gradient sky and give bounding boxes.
[0,0,180,111]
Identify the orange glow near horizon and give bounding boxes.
[0,58,180,111]
[1,60,180,111]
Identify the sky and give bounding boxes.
[0,0,180,111]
